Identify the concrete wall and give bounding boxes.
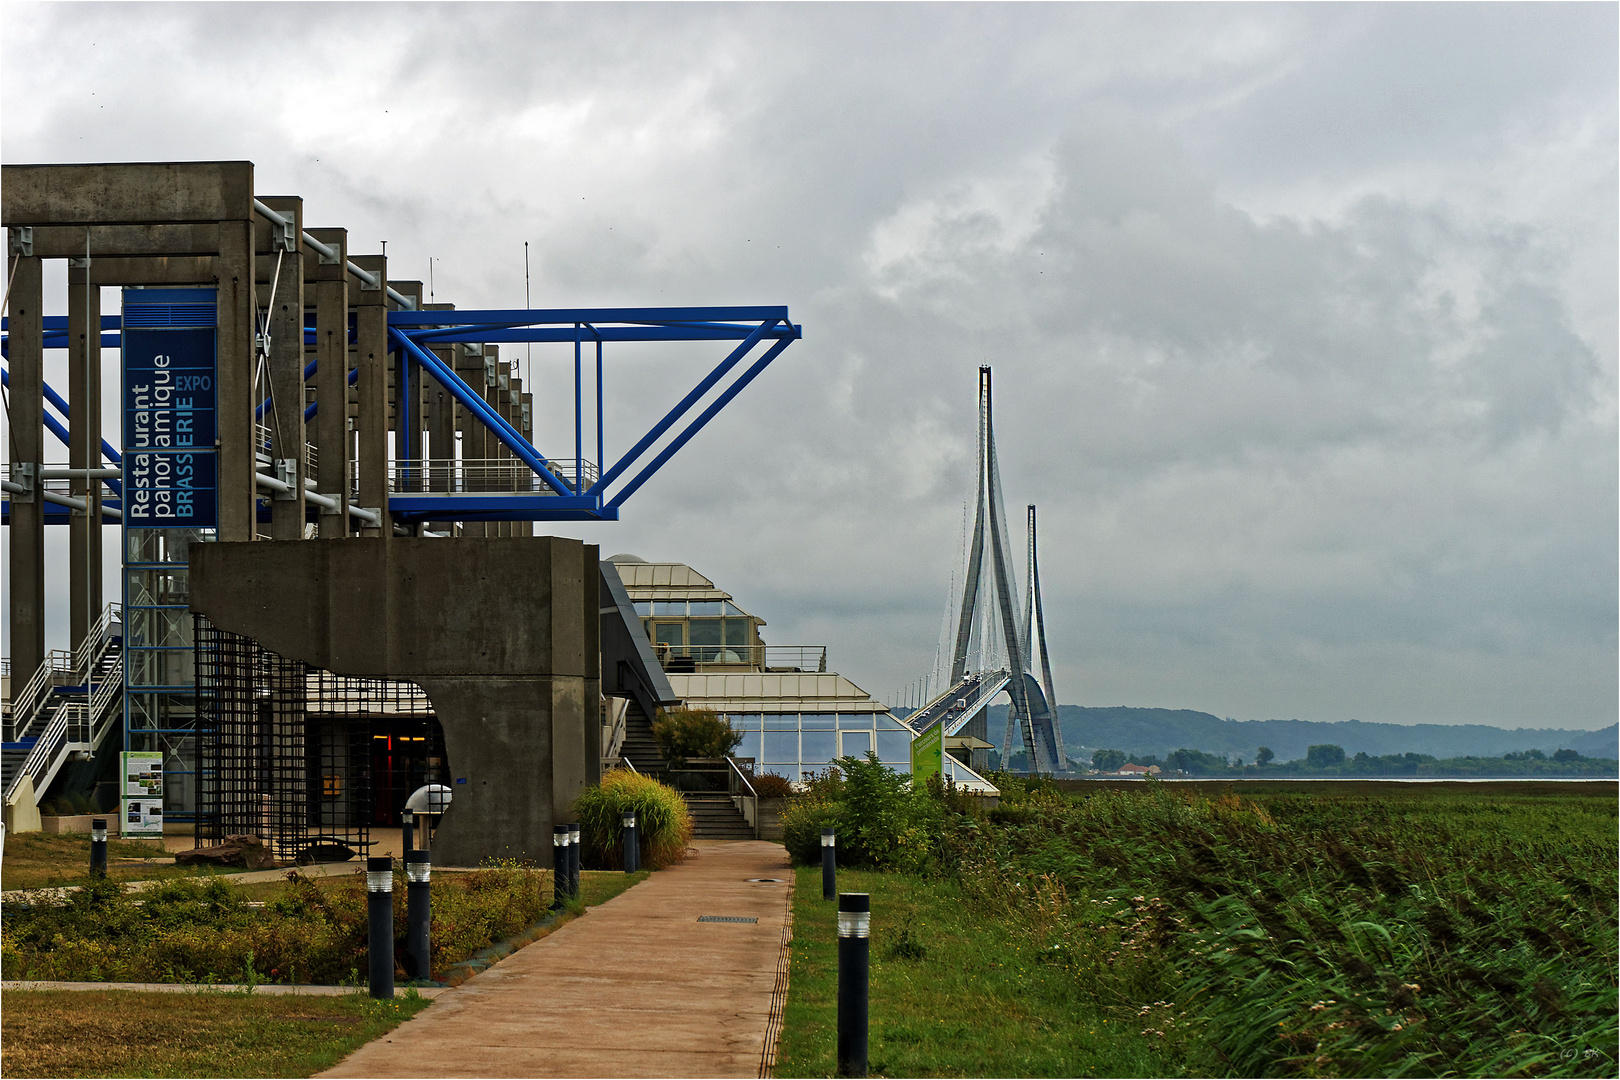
[190,537,601,866]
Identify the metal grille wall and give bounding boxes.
[195,618,374,861]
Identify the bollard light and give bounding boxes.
[552,825,568,910]
[89,818,108,878]
[822,826,837,900]
[621,810,639,874]
[568,822,582,899]
[366,856,395,999]
[836,892,871,1078]
[405,848,431,981]
[401,808,415,854]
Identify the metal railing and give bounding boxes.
[372,458,600,495]
[726,756,760,838]
[651,644,827,674]
[5,651,124,805]
[5,603,121,743]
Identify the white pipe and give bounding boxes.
[41,468,122,480]
[253,471,381,525]
[3,481,123,520]
[251,199,416,310]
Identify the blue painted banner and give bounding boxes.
[122,289,218,528]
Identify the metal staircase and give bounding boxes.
[3,603,123,805]
[616,704,669,777]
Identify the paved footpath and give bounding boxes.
[320,840,795,1080]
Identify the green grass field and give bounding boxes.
[776,779,1618,1078]
[0,988,433,1078]
[0,832,255,892]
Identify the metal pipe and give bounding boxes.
[366,856,395,999]
[251,471,379,525]
[837,893,871,1078]
[41,468,121,480]
[2,481,124,520]
[251,199,416,310]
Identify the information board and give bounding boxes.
[910,724,943,788]
[121,288,218,529]
[121,750,165,835]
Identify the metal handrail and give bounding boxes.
[6,710,68,803]
[726,756,757,800]
[650,643,828,674]
[374,458,600,495]
[5,603,119,742]
[622,758,639,774]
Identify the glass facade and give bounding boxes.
[723,710,914,781]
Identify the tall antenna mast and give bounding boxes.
[524,242,532,380]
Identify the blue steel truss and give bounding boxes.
[3,304,802,525]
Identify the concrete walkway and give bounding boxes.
[319,840,795,1080]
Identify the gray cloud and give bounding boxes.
[4,2,1613,728]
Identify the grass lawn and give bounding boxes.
[775,866,1171,1078]
[0,988,433,1078]
[0,833,251,892]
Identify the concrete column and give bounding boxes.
[510,376,532,539]
[520,388,535,539]
[66,264,104,649]
[307,228,350,539]
[494,357,512,537]
[350,254,391,539]
[258,197,306,541]
[6,247,46,686]
[454,344,487,538]
[216,218,258,542]
[390,282,424,503]
[423,304,457,535]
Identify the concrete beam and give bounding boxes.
[2,162,254,226]
[25,223,222,258]
[82,257,216,286]
[189,537,603,865]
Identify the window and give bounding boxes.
[653,601,683,617]
[765,713,799,730]
[723,619,751,647]
[724,602,748,617]
[839,731,872,757]
[762,731,798,764]
[688,601,723,617]
[633,601,651,617]
[734,730,761,762]
[688,618,722,660]
[837,712,874,730]
[801,730,837,764]
[653,623,683,648]
[875,730,913,762]
[800,712,836,730]
[876,714,908,731]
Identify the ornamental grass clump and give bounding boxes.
[573,768,693,870]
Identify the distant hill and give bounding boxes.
[984,705,1619,764]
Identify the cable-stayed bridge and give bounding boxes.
[903,367,1069,775]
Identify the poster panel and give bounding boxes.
[121,750,165,835]
[910,724,943,788]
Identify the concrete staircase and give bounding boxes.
[617,705,668,777]
[682,792,755,840]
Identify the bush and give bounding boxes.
[780,755,948,874]
[750,772,796,799]
[573,769,693,870]
[650,708,742,766]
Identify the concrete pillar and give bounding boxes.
[6,246,45,686]
[454,344,487,538]
[258,197,306,541]
[423,304,457,535]
[307,228,350,539]
[520,388,535,539]
[67,263,103,649]
[216,218,258,543]
[510,377,533,539]
[494,357,512,537]
[350,254,391,539]
[390,281,424,503]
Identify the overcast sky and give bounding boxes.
[4,3,1615,730]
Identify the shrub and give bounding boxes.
[650,708,742,766]
[750,772,796,800]
[781,797,843,865]
[781,755,948,874]
[573,769,693,870]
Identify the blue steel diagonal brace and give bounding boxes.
[389,328,576,498]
